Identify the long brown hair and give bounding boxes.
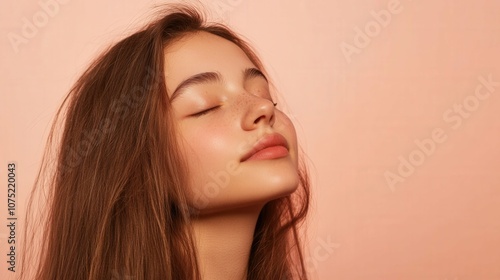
[20,3,310,280]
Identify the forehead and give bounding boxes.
[163,31,256,96]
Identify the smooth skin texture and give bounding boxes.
[164,31,300,280]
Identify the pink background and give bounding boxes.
[1,0,500,279]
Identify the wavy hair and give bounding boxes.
[20,3,310,280]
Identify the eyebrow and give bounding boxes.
[169,67,268,102]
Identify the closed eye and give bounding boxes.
[189,97,275,118]
[190,105,221,117]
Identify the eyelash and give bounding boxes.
[191,100,277,117]
[191,105,221,117]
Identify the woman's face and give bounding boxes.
[164,31,299,214]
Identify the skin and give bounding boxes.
[164,31,300,280]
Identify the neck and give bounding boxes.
[191,204,263,280]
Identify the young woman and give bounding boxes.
[21,3,310,280]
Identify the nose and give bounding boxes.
[241,95,276,130]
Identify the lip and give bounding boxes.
[241,133,289,162]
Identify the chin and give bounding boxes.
[245,157,300,196]
[191,158,300,214]
[196,173,300,214]
[266,171,300,200]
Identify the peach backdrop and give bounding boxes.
[1,0,499,279]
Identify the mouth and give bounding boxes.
[240,133,289,162]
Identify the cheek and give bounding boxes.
[179,122,243,211]
[191,125,228,153]
[180,122,235,179]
